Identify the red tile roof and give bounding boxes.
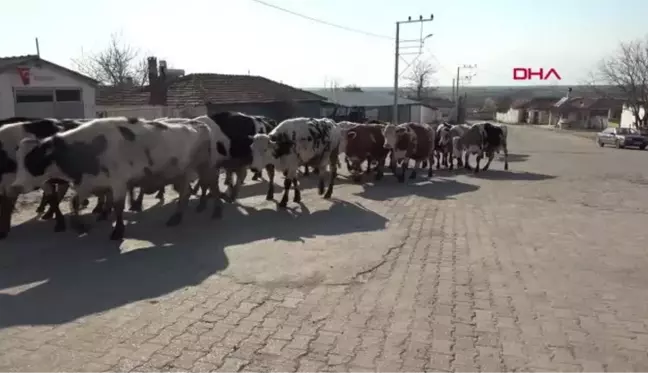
[97,73,327,106]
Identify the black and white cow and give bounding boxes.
[0,117,97,239]
[250,115,277,181]
[10,117,215,240]
[436,123,470,170]
[249,117,342,207]
[451,122,509,173]
[193,112,273,199]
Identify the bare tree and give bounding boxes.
[72,33,149,87]
[594,36,648,128]
[482,97,498,112]
[405,60,437,101]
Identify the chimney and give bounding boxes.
[159,60,167,82]
[147,56,158,85]
[149,58,167,106]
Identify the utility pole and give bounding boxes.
[392,14,434,125]
[455,64,476,101]
[451,78,455,101]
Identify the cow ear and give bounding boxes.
[396,127,407,134]
[347,131,357,140]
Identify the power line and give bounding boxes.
[249,0,393,40]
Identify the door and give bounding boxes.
[54,89,84,118]
[14,89,55,118]
[601,128,615,144]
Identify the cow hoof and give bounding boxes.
[109,229,124,241]
[504,164,509,171]
[323,191,332,199]
[73,223,89,234]
[482,166,490,172]
[35,205,45,214]
[409,173,417,180]
[317,185,325,195]
[53,221,66,232]
[129,203,143,212]
[265,193,274,201]
[166,213,183,227]
[293,196,301,203]
[41,211,55,220]
[428,170,434,178]
[278,199,288,208]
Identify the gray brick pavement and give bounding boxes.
[2,126,648,371]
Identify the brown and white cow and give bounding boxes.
[382,122,436,182]
[342,123,390,182]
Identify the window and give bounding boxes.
[55,89,81,102]
[15,91,53,103]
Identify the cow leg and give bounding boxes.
[474,152,482,174]
[375,157,385,181]
[265,165,275,201]
[35,193,48,214]
[109,189,127,241]
[303,165,310,176]
[421,160,428,169]
[227,168,247,202]
[292,177,302,203]
[427,155,435,178]
[93,193,106,215]
[251,170,262,181]
[366,156,373,173]
[409,160,419,180]
[463,152,472,171]
[47,183,68,232]
[503,145,509,171]
[128,187,142,212]
[70,192,90,234]
[155,187,165,204]
[323,151,338,199]
[482,150,495,171]
[191,181,201,195]
[167,178,192,227]
[96,192,112,221]
[278,177,292,208]
[345,157,352,172]
[0,195,17,240]
[207,169,224,220]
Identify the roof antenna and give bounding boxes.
[35,37,40,57]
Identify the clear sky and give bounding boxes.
[2,0,647,88]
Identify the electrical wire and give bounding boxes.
[249,0,394,40]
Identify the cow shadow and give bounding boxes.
[0,196,387,328]
[469,170,556,181]
[354,177,480,202]
[504,153,530,163]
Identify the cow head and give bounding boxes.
[382,124,406,150]
[10,137,56,196]
[249,133,277,173]
[437,124,453,147]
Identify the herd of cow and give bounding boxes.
[0,113,508,241]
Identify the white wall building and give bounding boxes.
[620,103,646,128]
[0,55,97,119]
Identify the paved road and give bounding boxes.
[1,125,648,372]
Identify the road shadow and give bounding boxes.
[354,177,480,202]
[470,170,556,181]
[0,197,386,328]
[504,153,529,163]
[233,171,358,200]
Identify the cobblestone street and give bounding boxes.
[2,125,648,372]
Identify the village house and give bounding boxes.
[495,97,560,124]
[549,89,623,130]
[0,54,97,119]
[97,57,327,120]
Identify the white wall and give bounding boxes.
[0,63,96,118]
[96,105,207,119]
[410,105,442,123]
[495,108,522,124]
[620,104,645,128]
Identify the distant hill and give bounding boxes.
[304,85,624,108]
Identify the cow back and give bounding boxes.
[407,123,433,159]
[346,124,388,160]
